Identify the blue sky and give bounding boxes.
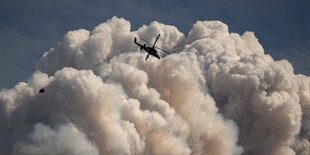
[0,0,309,89]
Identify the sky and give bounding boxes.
[0,0,309,89]
[1,1,310,154]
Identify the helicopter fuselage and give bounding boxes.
[145,47,160,59]
[134,38,160,60]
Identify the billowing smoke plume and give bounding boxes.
[0,17,309,155]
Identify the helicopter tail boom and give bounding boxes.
[134,37,143,51]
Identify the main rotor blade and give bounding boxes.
[139,37,153,45]
[152,34,160,48]
[154,46,170,54]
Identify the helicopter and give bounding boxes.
[134,34,170,60]
[38,34,170,94]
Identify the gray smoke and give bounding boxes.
[0,17,309,155]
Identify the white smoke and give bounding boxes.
[0,16,309,155]
[13,123,99,155]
